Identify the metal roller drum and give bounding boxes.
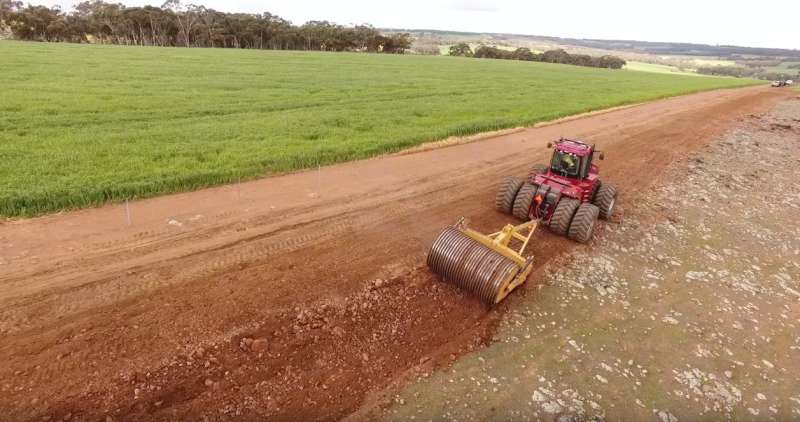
[427,227,521,305]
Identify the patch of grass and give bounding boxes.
[624,61,703,76]
[690,58,736,67]
[762,61,800,75]
[0,40,758,217]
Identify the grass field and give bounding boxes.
[763,61,800,75]
[0,40,759,217]
[624,61,703,76]
[690,58,736,67]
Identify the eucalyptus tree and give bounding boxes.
[2,0,412,54]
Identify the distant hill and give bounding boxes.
[386,29,800,59]
[552,38,800,59]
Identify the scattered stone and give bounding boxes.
[542,401,562,414]
[251,338,269,352]
[685,271,707,281]
[657,410,678,422]
[239,337,254,351]
[674,368,741,412]
[662,316,679,325]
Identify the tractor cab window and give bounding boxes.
[551,151,581,177]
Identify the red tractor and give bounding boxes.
[495,138,617,243]
[425,138,618,305]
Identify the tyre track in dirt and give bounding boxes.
[0,86,791,421]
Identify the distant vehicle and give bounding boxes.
[771,80,787,87]
[786,80,794,85]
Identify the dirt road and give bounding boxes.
[379,96,800,422]
[0,86,791,421]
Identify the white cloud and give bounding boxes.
[449,0,503,13]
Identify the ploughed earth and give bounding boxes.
[0,86,794,421]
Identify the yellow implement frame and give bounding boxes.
[456,218,539,303]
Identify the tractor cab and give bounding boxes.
[547,138,601,180]
[525,138,603,211]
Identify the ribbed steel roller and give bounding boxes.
[427,227,520,305]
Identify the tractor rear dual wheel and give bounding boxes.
[568,203,600,243]
[594,184,617,220]
[495,177,524,214]
[549,198,580,236]
[512,183,538,221]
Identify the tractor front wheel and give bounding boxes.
[549,198,580,236]
[495,177,524,214]
[593,184,617,220]
[512,183,538,221]
[568,203,600,243]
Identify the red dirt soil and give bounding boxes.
[0,86,791,421]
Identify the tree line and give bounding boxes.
[0,0,411,52]
[449,43,626,69]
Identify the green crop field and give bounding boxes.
[0,40,759,217]
[624,61,704,76]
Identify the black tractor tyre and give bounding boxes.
[528,163,549,180]
[568,203,600,243]
[495,177,524,214]
[593,184,617,220]
[512,183,538,221]
[549,198,580,236]
[590,180,602,202]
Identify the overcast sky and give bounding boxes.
[33,0,800,50]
